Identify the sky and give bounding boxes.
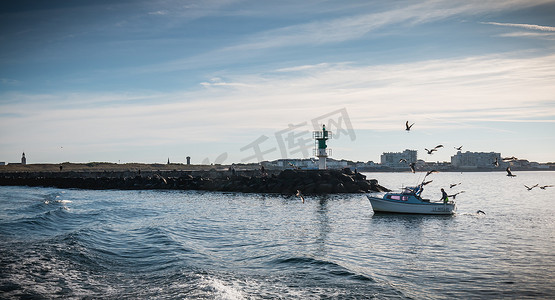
[1,0,555,165]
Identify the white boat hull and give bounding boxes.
[367,195,456,215]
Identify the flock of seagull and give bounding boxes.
[523,184,553,191]
[404,121,469,199]
[294,121,552,203]
[405,121,553,192]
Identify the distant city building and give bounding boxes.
[509,159,530,168]
[21,152,26,165]
[380,149,417,167]
[451,151,502,169]
[263,158,348,170]
[268,159,318,169]
[0,162,5,166]
[327,158,349,169]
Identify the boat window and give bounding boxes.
[390,195,401,200]
[402,196,408,201]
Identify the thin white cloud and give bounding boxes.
[276,63,331,73]
[199,77,254,88]
[225,1,552,51]
[482,22,555,32]
[3,53,554,142]
[499,31,555,39]
[126,0,554,76]
[148,10,168,15]
[0,78,20,86]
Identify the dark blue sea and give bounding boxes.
[1,171,554,299]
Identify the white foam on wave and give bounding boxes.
[0,247,109,299]
[198,275,246,300]
[56,199,72,204]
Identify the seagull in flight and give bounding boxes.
[425,148,437,155]
[425,144,444,155]
[454,146,463,151]
[506,167,516,177]
[405,121,414,131]
[422,180,433,186]
[399,159,416,173]
[539,185,553,190]
[449,191,465,199]
[524,184,538,191]
[492,157,499,167]
[449,183,461,189]
[424,170,438,180]
[502,156,518,161]
[426,170,438,176]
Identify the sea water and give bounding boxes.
[1,171,554,299]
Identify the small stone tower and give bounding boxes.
[186,156,191,165]
[21,152,26,165]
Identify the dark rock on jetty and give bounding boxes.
[0,168,389,195]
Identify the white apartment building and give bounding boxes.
[380,149,417,167]
[451,151,502,168]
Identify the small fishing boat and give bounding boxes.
[367,186,456,215]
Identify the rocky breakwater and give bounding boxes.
[0,168,389,194]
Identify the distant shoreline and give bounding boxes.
[0,162,553,173]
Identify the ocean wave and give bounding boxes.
[272,256,375,282]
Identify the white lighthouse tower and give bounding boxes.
[313,125,331,170]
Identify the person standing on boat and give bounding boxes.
[441,188,448,203]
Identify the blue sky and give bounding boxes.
[1,0,555,164]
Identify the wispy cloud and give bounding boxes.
[2,0,555,162]
[275,63,331,73]
[199,77,254,88]
[498,31,555,39]
[3,53,554,139]
[126,0,553,76]
[148,10,168,16]
[2,52,554,162]
[0,78,20,86]
[224,1,552,51]
[482,22,555,32]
